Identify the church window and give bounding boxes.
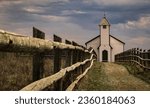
[103,25,106,29]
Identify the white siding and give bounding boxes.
[99,46,111,62]
[100,26,110,45]
[86,37,99,60]
[99,24,111,62]
[110,37,124,62]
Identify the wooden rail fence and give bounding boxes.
[115,48,150,70]
[0,28,97,91]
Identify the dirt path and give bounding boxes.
[76,62,150,91]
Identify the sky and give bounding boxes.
[0,0,150,50]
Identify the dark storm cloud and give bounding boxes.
[2,0,149,27]
[0,0,150,49]
[1,0,150,24]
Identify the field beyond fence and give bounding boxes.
[0,28,96,91]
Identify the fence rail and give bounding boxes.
[66,58,95,91]
[115,48,150,70]
[0,28,97,91]
[21,52,95,91]
[0,30,83,53]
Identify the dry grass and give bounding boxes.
[76,62,150,91]
[76,62,115,91]
[0,52,32,90]
[0,52,68,91]
[119,62,150,84]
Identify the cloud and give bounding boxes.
[39,15,70,22]
[129,37,150,45]
[83,0,150,6]
[62,10,87,15]
[23,7,45,13]
[127,36,150,49]
[112,15,150,36]
[111,15,150,50]
[125,15,150,29]
[0,0,149,50]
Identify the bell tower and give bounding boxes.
[99,16,111,62]
[99,15,110,45]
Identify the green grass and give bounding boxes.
[76,62,114,91]
[76,62,150,91]
[119,62,150,84]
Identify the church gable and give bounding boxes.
[110,35,125,45]
[85,36,100,57]
[85,35,99,46]
[85,35,125,46]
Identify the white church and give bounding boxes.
[85,16,125,62]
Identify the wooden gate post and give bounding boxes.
[32,27,45,81]
[53,34,62,91]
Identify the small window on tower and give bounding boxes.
[103,25,106,29]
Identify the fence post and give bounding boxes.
[53,34,62,91]
[62,40,72,90]
[32,27,45,81]
[133,48,136,62]
[142,50,146,69]
[148,50,150,69]
[72,41,79,81]
[65,40,72,67]
[140,49,142,67]
[136,48,139,65]
[79,48,83,74]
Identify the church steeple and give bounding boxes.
[99,15,111,38]
[99,16,110,45]
[99,15,111,62]
[99,16,110,26]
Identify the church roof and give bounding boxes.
[85,35,100,45]
[110,35,125,44]
[99,17,110,26]
[85,35,125,45]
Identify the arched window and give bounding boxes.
[102,50,108,62]
[103,25,106,29]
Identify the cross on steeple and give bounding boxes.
[104,11,106,17]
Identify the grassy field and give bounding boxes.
[76,62,150,91]
[119,62,150,84]
[0,52,68,91]
[1,52,149,91]
[75,62,115,90]
[0,52,33,90]
[0,52,55,90]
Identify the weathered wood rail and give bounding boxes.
[0,28,97,91]
[115,48,150,70]
[21,53,95,91]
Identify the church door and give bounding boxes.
[102,50,108,62]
